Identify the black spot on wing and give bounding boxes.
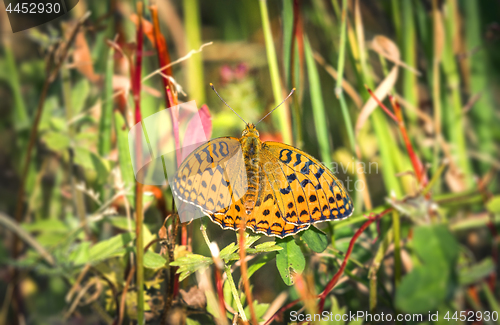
[300,179,312,188]
[301,160,314,175]
[264,194,273,202]
[293,153,303,167]
[219,141,229,156]
[298,195,305,203]
[286,173,297,183]
[279,149,293,164]
[280,185,292,195]
[314,168,325,179]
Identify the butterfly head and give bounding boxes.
[242,123,260,138]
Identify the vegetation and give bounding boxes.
[0,0,499,324]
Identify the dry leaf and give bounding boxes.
[71,31,100,82]
[179,286,207,309]
[355,36,400,135]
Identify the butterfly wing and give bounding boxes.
[171,137,247,214]
[208,165,309,238]
[261,142,354,225]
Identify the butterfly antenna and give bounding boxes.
[255,88,295,126]
[210,83,248,125]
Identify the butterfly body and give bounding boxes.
[172,123,354,238]
[240,123,262,214]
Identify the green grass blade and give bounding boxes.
[402,0,418,123]
[184,0,205,104]
[463,0,497,175]
[441,0,472,188]
[114,112,136,206]
[259,0,292,145]
[304,37,331,165]
[98,46,114,156]
[4,42,28,130]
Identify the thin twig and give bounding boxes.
[0,213,55,266]
[317,208,393,312]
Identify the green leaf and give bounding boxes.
[275,237,305,286]
[143,251,167,269]
[486,196,500,213]
[114,111,135,204]
[186,318,202,325]
[395,266,447,313]
[301,226,328,253]
[395,225,459,313]
[43,131,70,151]
[88,232,134,264]
[244,301,269,322]
[21,219,68,233]
[36,232,66,248]
[170,253,212,282]
[459,258,495,285]
[69,241,91,265]
[412,224,459,266]
[71,79,90,114]
[50,117,67,132]
[247,253,275,279]
[74,147,110,181]
[219,243,238,262]
[107,217,155,251]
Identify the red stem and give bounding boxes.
[214,266,227,321]
[150,5,181,168]
[366,88,426,186]
[389,96,427,186]
[264,209,393,324]
[317,208,392,312]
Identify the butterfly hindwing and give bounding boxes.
[207,169,308,238]
[262,142,354,225]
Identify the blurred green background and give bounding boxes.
[0,0,499,324]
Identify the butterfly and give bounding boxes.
[171,85,353,238]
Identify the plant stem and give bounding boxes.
[183,0,205,104]
[392,211,401,287]
[318,208,393,312]
[133,3,145,323]
[238,228,257,324]
[224,265,248,322]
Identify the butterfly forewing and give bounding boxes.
[261,142,354,225]
[172,137,247,214]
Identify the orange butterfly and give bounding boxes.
[172,85,353,238]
